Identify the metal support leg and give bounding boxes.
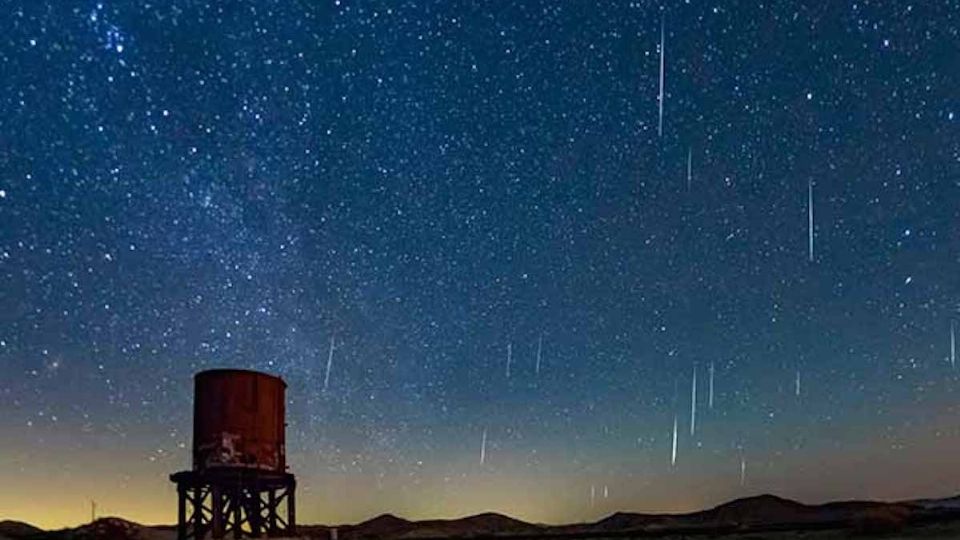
[177,486,187,540]
[268,490,278,536]
[193,486,204,540]
[212,486,224,539]
[287,483,296,535]
[233,487,243,540]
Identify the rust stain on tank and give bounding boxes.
[193,369,287,472]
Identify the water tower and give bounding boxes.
[170,369,296,539]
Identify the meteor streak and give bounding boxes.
[671,414,678,466]
[951,321,956,370]
[535,334,543,375]
[690,365,697,436]
[808,180,815,261]
[658,15,665,138]
[480,428,487,465]
[323,334,336,391]
[708,362,715,409]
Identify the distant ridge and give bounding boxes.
[407,512,543,538]
[353,514,414,538]
[10,492,960,540]
[696,493,819,525]
[587,493,920,533]
[0,520,44,538]
[1,517,168,540]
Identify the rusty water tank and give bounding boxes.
[192,369,287,472]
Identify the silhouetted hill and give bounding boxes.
[355,514,415,538]
[0,520,44,539]
[21,518,173,540]
[587,494,918,533]
[298,511,541,540]
[911,495,960,510]
[589,510,692,533]
[398,512,542,538]
[697,493,814,525]
[12,492,960,540]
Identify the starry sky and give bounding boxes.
[2,0,960,530]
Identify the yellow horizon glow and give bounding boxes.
[7,408,960,531]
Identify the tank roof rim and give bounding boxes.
[194,368,286,386]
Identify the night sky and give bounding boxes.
[2,0,960,530]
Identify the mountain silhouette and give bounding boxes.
[8,492,960,540]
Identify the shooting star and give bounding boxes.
[951,321,956,370]
[506,343,513,378]
[535,333,543,375]
[795,368,801,397]
[480,428,487,465]
[658,14,665,138]
[671,414,678,466]
[690,365,697,436]
[323,334,336,391]
[708,362,715,409]
[740,456,746,486]
[808,179,814,262]
[687,147,692,191]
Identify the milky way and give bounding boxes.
[1,0,959,529]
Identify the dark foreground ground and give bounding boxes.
[5,493,960,540]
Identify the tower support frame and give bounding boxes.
[170,468,296,539]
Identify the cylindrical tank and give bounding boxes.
[192,369,287,472]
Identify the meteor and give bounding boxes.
[323,335,336,391]
[708,362,715,409]
[690,365,697,436]
[671,414,678,466]
[658,15,665,138]
[480,428,487,465]
[808,180,815,261]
